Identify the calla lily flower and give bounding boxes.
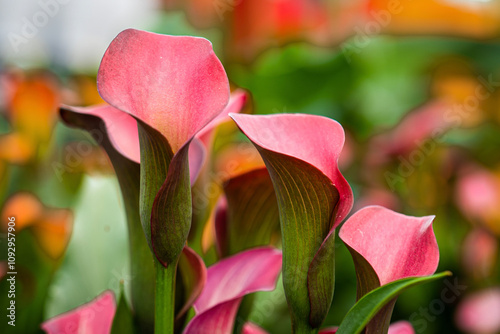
[41,291,116,334]
[184,247,282,334]
[231,113,353,331]
[339,205,439,333]
[97,28,230,268]
[60,103,208,331]
[189,90,250,255]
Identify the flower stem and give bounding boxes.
[155,258,178,334]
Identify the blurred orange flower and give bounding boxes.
[1,192,73,260]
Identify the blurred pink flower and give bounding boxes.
[456,288,500,334]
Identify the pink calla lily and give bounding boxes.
[339,205,439,289]
[231,113,352,329]
[184,247,282,334]
[41,291,116,334]
[339,205,439,333]
[97,28,229,154]
[96,28,230,267]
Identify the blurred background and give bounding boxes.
[1,0,500,333]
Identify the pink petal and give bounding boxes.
[184,300,241,334]
[61,104,204,186]
[189,138,206,185]
[61,104,140,163]
[242,322,269,334]
[339,206,439,285]
[185,248,282,334]
[98,29,230,153]
[196,89,248,147]
[41,291,116,334]
[456,288,500,334]
[388,321,415,334]
[177,246,208,320]
[194,247,282,313]
[230,113,352,226]
[319,327,338,333]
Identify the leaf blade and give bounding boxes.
[336,271,452,334]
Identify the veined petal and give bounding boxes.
[41,291,116,334]
[98,28,230,153]
[230,113,352,225]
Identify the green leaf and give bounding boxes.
[336,271,452,334]
[256,148,339,331]
[111,284,136,334]
[60,108,155,331]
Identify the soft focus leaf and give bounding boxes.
[60,106,155,330]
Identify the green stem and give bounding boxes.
[155,258,178,334]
